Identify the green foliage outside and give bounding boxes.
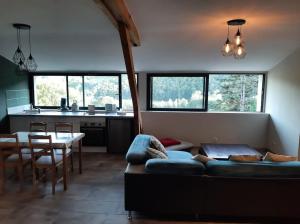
[35,74,262,112]
[35,75,134,110]
[34,76,66,106]
[152,77,204,108]
[208,74,262,112]
[152,74,262,112]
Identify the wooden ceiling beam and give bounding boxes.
[94,0,141,46]
[118,22,142,134]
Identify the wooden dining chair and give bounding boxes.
[28,135,66,195]
[54,122,74,172]
[55,122,73,133]
[0,134,31,193]
[30,122,47,132]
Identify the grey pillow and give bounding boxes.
[147,147,168,159]
[150,136,167,155]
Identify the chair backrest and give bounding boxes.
[30,122,47,132]
[28,135,55,165]
[0,134,22,160]
[55,122,73,133]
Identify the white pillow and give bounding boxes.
[147,147,168,159]
[192,154,216,163]
[150,136,167,155]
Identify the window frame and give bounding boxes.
[147,73,266,112]
[207,73,266,113]
[147,73,209,111]
[30,72,139,110]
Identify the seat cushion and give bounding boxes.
[5,153,31,162]
[166,150,193,160]
[54,148,72,155]
[145,158,205,175]
[206,160,300,177]
[126,134,152,164]
[35,155,63,166]
[21,148,44,154]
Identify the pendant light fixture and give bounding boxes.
[12,23,38,71]
[221,25,233,56]
[221,19,247,59]
[12,26,25,65]
[26,27,38,71]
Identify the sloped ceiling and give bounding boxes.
[0,0,299,72]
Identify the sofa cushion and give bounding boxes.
[126,134,151,164]
[166,150,193,160]
[145,158,205,175]
[206,160,300,177]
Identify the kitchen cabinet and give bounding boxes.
[106,118,133,153]
[9,112,134,153]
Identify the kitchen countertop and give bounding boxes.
[9,110,134,118]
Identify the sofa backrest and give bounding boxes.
[206,160,300,177]
[126,134,152,164]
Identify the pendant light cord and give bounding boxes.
[28,28,32,55]
[17,28,21,48]
[227,25,230,38]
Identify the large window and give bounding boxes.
[34,76,67,106]
[68,76,83,107]
[84,76,119,107]
[148,74,207,111]
[208,74,264,112]
[33,73,138,110]
[147,73,264,112]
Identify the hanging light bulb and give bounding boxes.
[221,25,233,56]
[12,28,25,64]
[26,27,38,71]
[18,59,27,71]
[221,38,233,56]
[234,44,247,59]
[234,27,242,45]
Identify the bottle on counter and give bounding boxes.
[71,100,79,112]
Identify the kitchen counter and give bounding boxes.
[9,110,134,118]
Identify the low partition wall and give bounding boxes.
[141,112,269,149]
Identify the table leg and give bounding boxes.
[63,148,67,191]
[78,139,82,174]
[0,153,4,194]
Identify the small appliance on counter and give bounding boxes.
[105,103,117,113]
[71,100,79,112]
[60,97,69,111]
[88,105,95,115]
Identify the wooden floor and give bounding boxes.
[0,153,257,224]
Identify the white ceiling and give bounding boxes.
[0,0,299,72]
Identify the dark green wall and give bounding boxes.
[0,55,29,133]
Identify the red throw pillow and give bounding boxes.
[158,138,181,147]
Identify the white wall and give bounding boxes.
[265,48,300,156]
[141,112,269,148]
[137,73,269,148]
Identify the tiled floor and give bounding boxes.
[0,153,256,224]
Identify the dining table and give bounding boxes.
[0,131,85,191]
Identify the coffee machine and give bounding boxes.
[60,97,69,111]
